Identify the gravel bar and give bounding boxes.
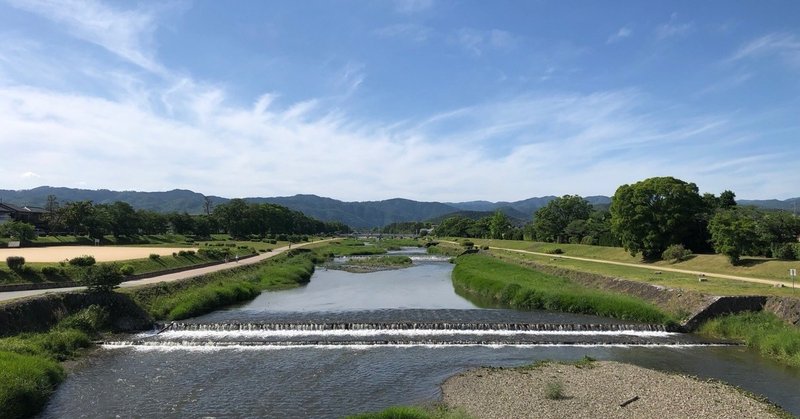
[442,361,786,419]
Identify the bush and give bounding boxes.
[545,380,565,400]
[56,305,110,334]
[79,263,123,293]
[119,264,135,276]
[68,255,96,267]
[177,250,195,257]
[41,266,63,277]
[772,243,798,261]
[546,248,564,255]
[462,241,474,248]
[148,253,161,260]
[662,244,692,263]
[6,256,25,271]
[198,247,231,260]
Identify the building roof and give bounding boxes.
[0,203,49,214]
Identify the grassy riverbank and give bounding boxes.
[699,311,800,368]
[126,252,317,320]
[330,255,413,273]
[452,254,673,324]
[348,405,470,419]
[0,305,109,419]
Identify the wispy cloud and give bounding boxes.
[451,28,518,56]
[655,13,693,40]
[375,23,431,43]
[5,0,166,74]
[729,32,800,66]
[607,26,632,44]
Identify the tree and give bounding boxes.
[532,195,592,243]
[106,202,140,237]
[0,221,36,242]
[489,210,512,239]
[80,263,123,293]
[708,208,759,264]
[203,195,213,216]
[610,177,705,259]
[719,190,737,209]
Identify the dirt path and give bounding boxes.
[0,239,333,303]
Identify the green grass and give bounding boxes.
[341,255,413,267]
[426,243,462,257]
[348,405,470,419]
[699,311,800,368]
[452,254,673,324]
[0,306,109,419]
[462,238,800,283]
[127,254,317,320]
[377,238,424,248]
[490,249,800,298]
[315,240,388,257]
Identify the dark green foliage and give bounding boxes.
[610,177,706,259]
[708,208,759,264]
[452,254,671,323]
[0,221,36,242]
[546,248,563,255]
[68,255,96,267]
[533,195,592,243]
[119,264,135,276]
[148,253,161,260]
[55,305,110,334]
[661,244,692,263]
[40,266,64,277]
[79,263,123,292]
[6,256,25,271]
[197,247,231,260]
[699,312,800,368]
[772,243,797,261]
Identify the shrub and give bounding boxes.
[662,244,692,263]
[56,305,110,334]
[41,266,63,277]
[6,256,25,271]
[177,250,195,257]
[462,241,474,248]
[580,235,595,245]
[172,252,177,257]
[772,243,798,261]
[148,253,161,260]
[79,263,123,293]
[545,380,565,400]
[198,247,230,260]
[119,264,135,276]
[68,255,96,267]
[546,248,564,255]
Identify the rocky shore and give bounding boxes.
[442,360,788,419]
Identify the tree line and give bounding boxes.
[433,176,800,264]
[1,196,351,240]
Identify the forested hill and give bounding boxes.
[1,186,797,229]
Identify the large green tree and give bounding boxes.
[532,195,592,243]
[610,176,705,259]
[489,210,512,239]
[708,208,759,264]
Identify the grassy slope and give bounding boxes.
[126,253,316,320]
[463,238,800,283]
[452,254,673,324]
[699,311,800,368]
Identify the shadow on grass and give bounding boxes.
[736,258,770,267]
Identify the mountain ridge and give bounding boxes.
[1,186,796,229]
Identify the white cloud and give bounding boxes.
[20,171,41,179]
[729,32,800,67]
[451,28,517,56]
[5,0,166,74]
[655,13,693,40]
[607,26,632,44]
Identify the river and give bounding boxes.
[41,248,800,418]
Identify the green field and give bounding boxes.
[460,238,800,282]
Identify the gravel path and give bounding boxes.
[442,361,785,419]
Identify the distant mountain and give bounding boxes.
[2,186,795,229]
[0,186,225,213]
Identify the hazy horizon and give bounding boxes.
[1,1,798,201]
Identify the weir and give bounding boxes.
[160,321,672,332]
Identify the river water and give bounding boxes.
[41,248,800,418]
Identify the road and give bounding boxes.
[0,239,333,303]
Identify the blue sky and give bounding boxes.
[1,0,798,201]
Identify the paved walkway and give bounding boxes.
[0,239,334,303]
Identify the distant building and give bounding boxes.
[0,203,48,227]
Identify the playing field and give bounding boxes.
[0,246,197,263]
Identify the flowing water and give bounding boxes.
[41,248,800,418]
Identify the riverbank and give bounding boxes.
[326,255,413,273]
[442,360,790,419]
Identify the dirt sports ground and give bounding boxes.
[0,246,197,263]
